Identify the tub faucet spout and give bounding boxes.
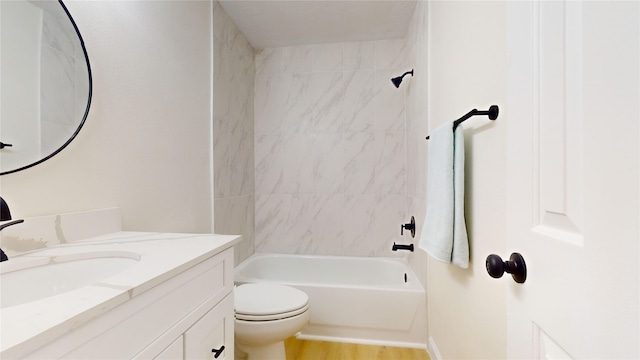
[392,242,414,252]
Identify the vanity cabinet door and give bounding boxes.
[154,336,183,360]
[184,293,234,360]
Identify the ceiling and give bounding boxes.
[218,0,417,50]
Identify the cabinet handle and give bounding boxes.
[211,345,225,358]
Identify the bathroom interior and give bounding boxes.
[1,0,639,359]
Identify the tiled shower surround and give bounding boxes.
[253,40,413,257]
[213,1,427,262]
[212,2,256,265]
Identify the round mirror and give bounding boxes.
[0,0,92,175]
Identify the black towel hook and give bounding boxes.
[426,105,499,140]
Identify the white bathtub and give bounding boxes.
[234,253,427,348]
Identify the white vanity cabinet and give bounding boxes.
[20,245,236,360]
[154,337,183,359]
[152,294,234,360]
[183,294,234,359]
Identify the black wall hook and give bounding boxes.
[426,105,499,139]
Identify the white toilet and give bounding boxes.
[234,283,310,360]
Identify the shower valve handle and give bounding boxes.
[401,216,416,238]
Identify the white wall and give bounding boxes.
[405,1,508,359]
[0,1,214,234]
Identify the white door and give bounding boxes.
[506,1,639,359]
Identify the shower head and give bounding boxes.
[391,69,413,88]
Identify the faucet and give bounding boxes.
[0,196,24,262]
[392,242,414,252]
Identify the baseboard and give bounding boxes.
[427,336,443,360]
[296,333,427,350]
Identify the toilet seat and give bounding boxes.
[235,283,309,321]
[235,302,310,321]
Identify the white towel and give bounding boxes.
[418,121,469,268]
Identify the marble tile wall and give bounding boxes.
[254,39,411,257]
[405,1,429,285]
[212,2,256,265]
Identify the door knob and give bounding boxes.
[486,252,527,283]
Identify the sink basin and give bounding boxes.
[0,252,140,308]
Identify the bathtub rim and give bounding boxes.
[234,252,425,292]
[234,252,428,350]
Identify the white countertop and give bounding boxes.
[0,231,240,359]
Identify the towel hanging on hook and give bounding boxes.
[426,105,499,140]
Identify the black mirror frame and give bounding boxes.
[1,0,92,176]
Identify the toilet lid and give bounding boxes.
[235,283,309,319]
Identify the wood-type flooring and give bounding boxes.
[284,337,431,360]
